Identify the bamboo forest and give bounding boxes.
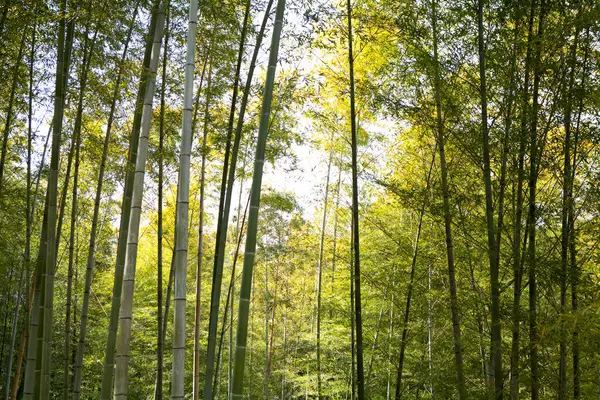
[1,0,600,398]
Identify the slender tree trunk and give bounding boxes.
[203,1,253,395]
[0,28,26,197]
[230,0,286,396]
[212,1,277,391]
[8,19,36,399]
[350,219,356,400]
[528,1,546,397]
[63,134,81,400]
[331,166,341,295]
[215,195,250,397]
[394,151,434,398]
[37,0,73,392]
[71,7,137,399]
[155,4,169,399]
[427,262,434,400]
[346,1,365,398]
[317,141,334,399]
[476,1,502,396]
[100,1,161,397]
[191,51,211,399]
[367,287,387,384]
[22,194,48,400]
[264,261,269,399]
[386,292,393,400]
[4,260,25,399]
[510,4,535,398]
[430,0,466,397]
[559,17,579,399]
[62,22,98,399]
[170,0,199,395]
[113,3,166,398]
[52,4,79,259]
[570,27,589,400]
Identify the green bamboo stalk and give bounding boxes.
[71,6,138,400]
[113,3,166,399]
[99,1,161,397]
[346,0,365,398]
[230,0,286,397]
[203,0,252,395]
[37,0,69,394]
[171,0,199,396]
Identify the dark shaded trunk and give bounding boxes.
[559,19,579,398]
[527,1,546,398]
[510,3,535,398]
[346,1,365,398]
[430,0,466,397]
[202,0,254,395]
[477,0,502,396]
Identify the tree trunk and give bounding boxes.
[62,21,98,399]
[170,0,199,395]
[100,2,160,396]
[510,3,536,398]
[559,16,580,399]
[346,1,365,398]
[430,0,466,397]
[230,0,285,396]
[528,1,546,397]
[70,7,137,400]
[113,3,165,398]
[203,0,252,395]
[8,19,36,399]
[215,195,250,397]
[570,27,589,400]
[211,1,276,391]
[350,219,356,400]
[264,261,269,399]
[476,1,502,396]
[192,52,211,400]
[394,150,434,398]
[317,141,334,399]
[155,4,169,399]
[37,0,73,393]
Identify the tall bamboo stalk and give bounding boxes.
[63,22,98,399]
[8,17,36,400]
[528,1,546,397]
[100,2,161,397]
[37,0,70,393]
[317,141,334,399]
[394,150,434,398]
[476,0,502,396]
[346,1,365,397]
[510,3,535,397]
[113,4,166,398]
[430,0,465,397]
[171,0,199,395]
[71,7,138,399]
[559,14,579,398]
[155,3,169,399]
[230,0,286,396]
[203,1,252,395]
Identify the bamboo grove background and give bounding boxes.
[0,0,600,398]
